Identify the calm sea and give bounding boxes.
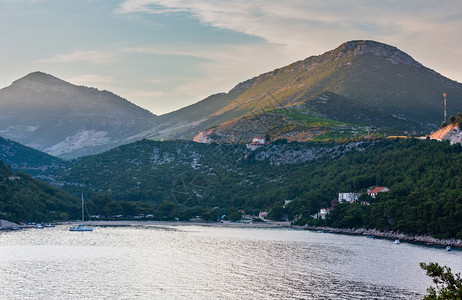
[1,225,461,299]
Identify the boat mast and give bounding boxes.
[81,194,84,224]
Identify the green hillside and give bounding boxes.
[43,138,462,238]
[195,91,424,144]
[0,161,79,223]
[0,135,64,172]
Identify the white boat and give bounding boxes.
[394,239,400,244]
[69,194,93,232]
[446,246,451,252]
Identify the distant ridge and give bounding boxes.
[0,72,158,158]
[2,40,462,156]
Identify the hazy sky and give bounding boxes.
[1,0,461,115]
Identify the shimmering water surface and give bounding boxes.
[1,225,461,299]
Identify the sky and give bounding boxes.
[1,0,461,115]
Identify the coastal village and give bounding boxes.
[312,187,390,220]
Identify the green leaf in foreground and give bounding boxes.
[420,262,462,299]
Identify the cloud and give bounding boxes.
[36,46,209,65]
[116,0,462,83]
[117,0,449,47]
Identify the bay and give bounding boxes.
[1,225,461,299]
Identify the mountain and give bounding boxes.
[140,81,252,140]
[191,40,462,143]
[2,40,462,156]
[0,135,64,171]
[0,72,158,158]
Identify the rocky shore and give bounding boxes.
[0,219,19,229]
[298,225,462,248]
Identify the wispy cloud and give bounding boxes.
[116,0,462,83]
[116,0,450,47]
[37,46,210,65]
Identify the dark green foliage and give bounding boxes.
[315,139,462,238]
[0,160,79,223]
[44,137,462,237]
[227,207,242,221]
[420,262,462,299]
[456,113,462,128]
[0,135,64,171]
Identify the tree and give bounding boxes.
[227,207,242,221]
[441,122,448,128]
[456,112,462,128]
[157,200,177,219]
[449,115,456,124]
[420,262,462,299]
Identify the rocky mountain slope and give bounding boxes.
[2,40,461,156]
[192,40,462,143]
[143,85,247,140]
[429,124,462,144]
[0,72,158,158]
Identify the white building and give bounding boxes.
[246,137,266,150]
[338,192,362,203]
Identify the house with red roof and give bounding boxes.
[367,187,389,198]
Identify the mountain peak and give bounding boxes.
[333,40,420,66]
[10,71,72,93]
[13,71,67,86]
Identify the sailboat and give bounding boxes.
[69,194,93,232]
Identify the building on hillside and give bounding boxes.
[283,200,292,208]
[246,137,266,151]
[367,187,389,198]
[259,211,268,220]
[338,192,362,203]
[312,208,331,219]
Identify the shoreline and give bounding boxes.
[297,225,462,249]
[3,219,461,249]
[70,220,292,228]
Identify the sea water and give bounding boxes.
[1,225,461,299]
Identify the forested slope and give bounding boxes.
[0,161,78,223]
[45,137,462,238]
[284,139,462,238]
